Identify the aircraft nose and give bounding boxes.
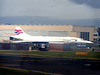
[85,41,93,43]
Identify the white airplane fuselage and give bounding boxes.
[10,27,93,44]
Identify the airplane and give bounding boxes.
[10,27,93,44]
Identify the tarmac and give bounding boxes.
[0,54,100,75]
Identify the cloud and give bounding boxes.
[0,0,98,20]
[70,0,100,9]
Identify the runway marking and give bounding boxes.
[0,67,63,75]
[0,63,20,67]
[4,64,20,67]
[84,64,91,66]
[18,60,42,61]
[17,58,76,62]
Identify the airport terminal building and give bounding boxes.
[0,25,100,42]
[0,25,99,51]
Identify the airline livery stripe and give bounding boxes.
[15,31,23,35]
[71,39,77,40]
[15,29,22,31]
[15,32,23,35]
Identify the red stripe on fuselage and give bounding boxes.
[71,39,77,40]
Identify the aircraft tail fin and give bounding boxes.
[15,27,30,36]
[15,27,24,35]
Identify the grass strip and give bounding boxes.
[0,50,100,60]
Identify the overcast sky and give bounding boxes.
[0,0,100,20]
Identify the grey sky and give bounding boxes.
[70,0,100,9]
[0,0,100,20]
